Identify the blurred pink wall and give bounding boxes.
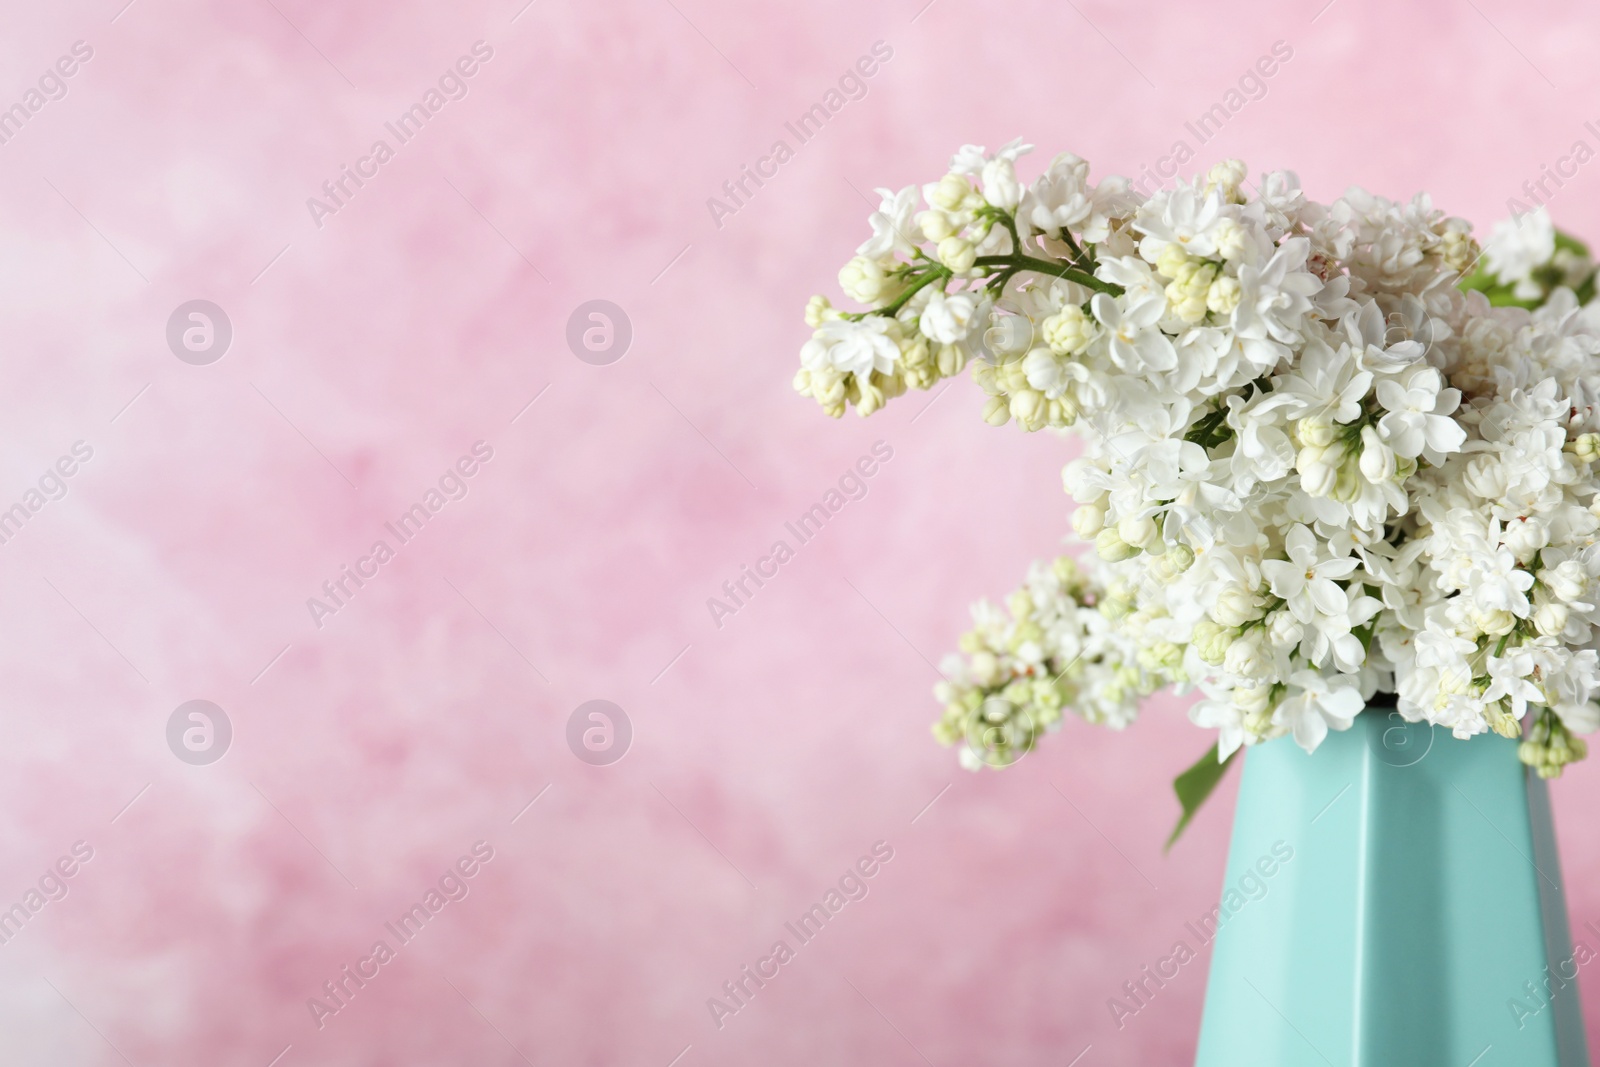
[1,0,1598,1063]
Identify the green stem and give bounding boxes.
[998,214,1021,256]
[973,254,1122,296]
[1057,228,1086,260]
[986,267,1021,295]
[862,267,951,319]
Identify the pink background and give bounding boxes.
[2,0,1600,1063]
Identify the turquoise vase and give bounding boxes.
[1194,704,1590,1066]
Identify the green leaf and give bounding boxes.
[1165,742,1239,852]
[1554,229,1591,258]
[1457,226,1594,309]
[1184,406,1233,449]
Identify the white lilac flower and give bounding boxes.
[802,317,901,377]
[794,141,1600,777]
[1273,669,1364,752]
[1022,153,1144,245]
[1261,525,1361,625]
[1483,208,1556,300]
[982,156,1026,212]
[919,289,983,345]
[1091,291,1176,373]
[857,185,921,262]
[1231,237,1324,370]
[1136,182,1230,261]
[1375,366,1466,460]
[1346,298,1428,373]
[1276,335,1372,426]
[949,138,1032,177]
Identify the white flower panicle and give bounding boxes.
[798,141,1600,776]
[1471,206,1597,309]
[932,556,1163,769]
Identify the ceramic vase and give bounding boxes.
[1194,704,1590,1066]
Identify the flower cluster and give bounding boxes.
[797,141,1600,777]
[1468,206,1596,309]
[932,556,1161,769]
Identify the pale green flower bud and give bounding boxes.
[935,342,968,377]
[1146,549,1184,585]
[854,375,886,416]
[1053,555,1083,585]
[1297,443,1339,497]
[1071,503,1106,539]
[1212,217,1248,259]
[1206,160,1247,202]
[839,256,891,304]
[898,335,930,368]
[919,210,957,242]
[1042,305,1093,355]
[1223,632,1269,677]
[999,359,1031,393]
[1206,274,1242,315]
[1231,683,1272,716]
[1472,607,1516,636]
[1138,641,1184,672]
[1332,455,1364,503]
[1266,609,1302,650]
[1534,600,1569,637]
[1049,396,1080,427]
[1488,703,1522,740]
[929,173,969,212]
[938,236,977,273]
[1095,527,1140,562]
[1164,262,1215,325]
[1099,592,1134,621]
[1117,512,1156,549]
[1359,425,1396,483]
[1212,585,1263,628]
[804,295,835,328]
[795,366,848,418]
[1297,417,1338,448]
[1237,687,1275,737]
[1009,388,1046,430]
[1191,619,1232,664]
[1154,244,1190,280]
[1440,224,1478,274]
